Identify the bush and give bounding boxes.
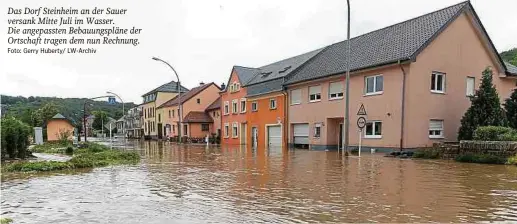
[473,126,517,141]
[1,117,31,160]
[1,218,13,224]
[507,154,517,165]
[65,146,74,155]
[455,153,507,164]
[413,150,440,159]
[4,161,72,172]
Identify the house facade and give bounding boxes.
[125,106,143,138]
[284,1,517,151]
[157,82,221,139]
[220,67,258,145]
[205,97,222,137]
[47,113,74,141]
[140,81,188,139]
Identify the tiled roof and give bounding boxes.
[504,62,517,76]
[158,82,215,108]
[183,111,213,123]
[285,1,469,84]
[246,78,284,97]
[205,97,221,111]
[234,66,260,85]
[142,81,189,97]
[51,113,66,119]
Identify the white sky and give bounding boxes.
[1,0,516,104]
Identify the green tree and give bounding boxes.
[504,88,517,129]
[92,111,109,130]
[458,67,507,140]
[1,117,31,160]
[32,102,59,127]
[500,48,517,66]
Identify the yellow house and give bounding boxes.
[46,113,74,141]
[141,81,188,139]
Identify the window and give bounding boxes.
[144,121,147,132]
[177,109,180,118]
[314,123,321,138]
[197,98,201,104]
[309,86,321,102]
[232,100,238,114]
[158,114,161,122]
[229,84,234,93]
[240,99,246,113]
[232,122,238,138]
[291,89,302,105]
[365,121,382,138]
[251,101,258,112]
[466,77,475,96]
[224,123,229,138]
[329,82,344,99]
[144,109,147,119]
[236,83,240,91]
[224,101,229,115]
[172,109,175,118]
[270,98,277,109]
[213,111,216,117]
[172,125,176,134]
[431,72,445,93]
[201,124,209,131]
[168,110,171,118]
[365,75,383,95]
[429,120,444,138]
[183,124,187,136]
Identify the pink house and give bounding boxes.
[285,1,517,151]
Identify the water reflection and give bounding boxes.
[2,140,516,223]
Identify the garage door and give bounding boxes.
[293,124,309,144]
[267,125,282,147]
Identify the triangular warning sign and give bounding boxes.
[357,103,367,116]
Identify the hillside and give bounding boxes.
[1,95,136,126]
[500,48,517,66]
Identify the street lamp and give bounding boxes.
[107,91,125,145]
[152,57,183,143]
[344,0,351,157]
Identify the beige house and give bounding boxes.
[141,81,188,139]
[285,2,517,151]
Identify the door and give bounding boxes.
[157,123,163,139]
[339,123,343,151]
[251,127,258,148]
[293,124,309,148]
[267,125,282,148]
[240,123,247,145]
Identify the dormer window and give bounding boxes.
[279,66,292,73]
[261,72,272,77]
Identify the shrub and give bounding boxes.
[455,153,507,164]
[4,161,72,172]
[413,150,440,159]
[507,154,517,165]
[65,146,74,155]
[473,126,517,141]
[1,218,13,224]
[1,117,31,159]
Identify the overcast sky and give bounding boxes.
[1,0,516,104]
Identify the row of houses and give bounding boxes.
[134,1,516,152]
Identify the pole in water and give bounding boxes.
[358,129,362,157]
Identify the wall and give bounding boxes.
[47,120,74,141]
[247,92,286,149]
[143,92,178,137]
[288,64,405,150]
[221,70,248,145]
[188,123,212,138]
[207,108,221,135]
[405,12,517,148]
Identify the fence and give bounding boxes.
[430,141,517,159]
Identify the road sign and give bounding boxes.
[357,116,366,129]
[108,96,116,104]
[357,103,367,116]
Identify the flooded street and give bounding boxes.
[2,141,517,223]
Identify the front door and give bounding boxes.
[267,125,282,148]
[157,123,163,139]
[339,123,343,151]
[251,127,258,148]
[240,123,247,145]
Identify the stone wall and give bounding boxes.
[429,141,517,159]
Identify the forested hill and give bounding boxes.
[501,48,517,66]
[1,95,136,126]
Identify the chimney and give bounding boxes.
[199,82,205,86]
[221,83,226,90]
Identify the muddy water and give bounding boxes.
[2,141,517,223]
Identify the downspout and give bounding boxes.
[282,78,288,149]
[398,60,407,152]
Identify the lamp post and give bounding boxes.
[82,95,115,142]
[152,57,183,143]
[343,0,351,157]
[107,91,125,146]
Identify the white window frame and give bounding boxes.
[232,99,238,114]
[364,121,382,139]
[429,120,444,139]
[365,75,383,95]
[224,123,229,138]
[269,98,277,109]
[240,98,246,113]
[466,76,475,96]
[290,89,302,105]
[314,123,321,138]
[251,101,258,112]
[431,72,446,93]
[309,85,322,102]
[232,122,238,138]
[329,82,344,100]
[224,101,229,115]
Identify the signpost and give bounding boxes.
[356,103,367,157]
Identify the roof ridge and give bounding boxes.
[157,82,215,108]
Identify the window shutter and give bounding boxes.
[429,120,443,130]
[291,89,301,104]
[309,86,320,95]
[329,82,342,94]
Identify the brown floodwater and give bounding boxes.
[1,141,517,223]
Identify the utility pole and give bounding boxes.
[343,0,351,157]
